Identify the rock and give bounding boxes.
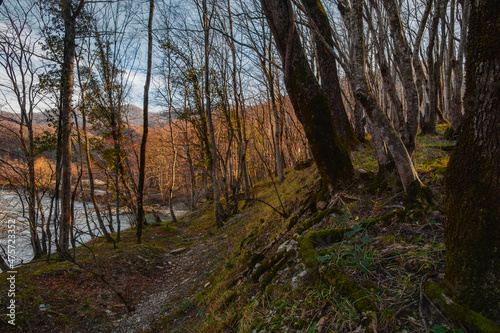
[277,242,287,253]
[292,270,311,288]
[277,240,298,253]
[171,247,187,255]
[298,270,309,279]
[317,201,327,210]
[285,240,298,252]
[316,316,328,333]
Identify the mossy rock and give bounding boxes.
[299,228,347,280]
[259,251,292,290]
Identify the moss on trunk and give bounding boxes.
[443,0,500,322]
[424,282,500,333]
[261,0,355,194]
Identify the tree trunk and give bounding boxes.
[261,0,354,194]
[382,0,420,156]
[412,0,433,108]
[58,0,85,258]
[339,0,427,202]
[422,0,448,135]
[203,0,223,227]
[443,0,500,321]
[301,0,360,150]
[352,100,366,142]
[447,0,469,137]
[137,0,154,243]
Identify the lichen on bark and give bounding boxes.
[443,0,500,322]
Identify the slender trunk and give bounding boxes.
[339,0,426,201]
[422,0,448,135]
[203,0,223,227]
[444,0,456,120]
[36,192,48,254]
[448,0,469,137]
[413,0,433,107]
[58,0,85,258]
[382,0,420,156]
[27,156,43,257]
[137,0,154,243]
[77,58,114,244]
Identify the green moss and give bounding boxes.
[251,252,287,283]
[321,266,376,313]
[299,227,347,280]
[361,279,377,291]
[163,225,179,233]
[368,209,406,225]
[424,282,500,333]
[18,285,41,301]
[295,208,343,234]
[262,251,292,285]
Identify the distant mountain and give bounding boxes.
[123,104,170,127]
[0,105,170,128]
[0,111,49,125]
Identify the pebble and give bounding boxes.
[171,247,187,255]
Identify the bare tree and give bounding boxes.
[0,1,45,258]
[261,0,355,195]
[56,0,86,257]
[339,0,429,202]
[137,0,154,243]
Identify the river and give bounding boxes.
[0,190,185,272]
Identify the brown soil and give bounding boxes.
[0,217,227,333]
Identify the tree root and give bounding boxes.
[423,281,500,333]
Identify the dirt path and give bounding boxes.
[112,234,226,333]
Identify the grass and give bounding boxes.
[1,125,463,332]
[169,127,459,332]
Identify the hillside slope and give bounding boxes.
[2,128,478,333]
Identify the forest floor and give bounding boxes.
[1,126,472,333]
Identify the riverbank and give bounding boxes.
[0,207,209,332]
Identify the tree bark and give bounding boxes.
[447,0,469,137]
[443,0,500,321]
[137,0,154,243]
[339,0,426,202]
[202,0,224,227]
[422,0,448,135]
[382,0,420,156]
[300,0,360,150]
[261,0,354,194]
[58,0,85,257]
